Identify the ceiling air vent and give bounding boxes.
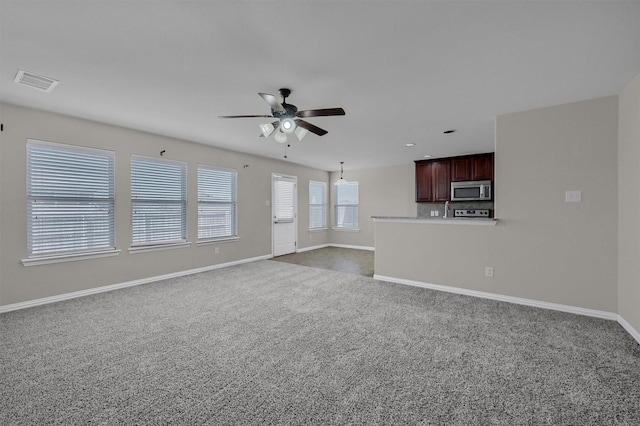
[14,69,58,93]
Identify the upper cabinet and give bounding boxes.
[415,161,433,202]
[471,154,494,181]
[415,159,451,202]
[450,153,494,182]
[431,160,451,201]
[415,153,494,202]
[451,157,471,181]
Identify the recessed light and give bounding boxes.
[404,143,416,147]
[423,155,432,158]
[443,129,456,134]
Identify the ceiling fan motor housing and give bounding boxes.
[273,103,298,119]
[279,88,292,98]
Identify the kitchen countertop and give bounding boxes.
[371,216,498,226]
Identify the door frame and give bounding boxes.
[271,173,298,256]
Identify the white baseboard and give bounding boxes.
[329,244,375,251]
[374,274,618,321]
[0,254,271,314]
[617,315,640,345]
[296,244,374,253]
[297,244,330,253]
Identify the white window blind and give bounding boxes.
[274,176,295,223]
[309,181,327,229]
[26,140,115,256]
[198,165,237,240]
[131,155,187,246]
[335,181,359,229]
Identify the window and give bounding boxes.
[309,181,327,230]
[335,181,359,229]
[26,139,115,257]
[198,165,237,240]
[274,176,296,223]
[131,155,187,247]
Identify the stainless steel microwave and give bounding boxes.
[450,180,492,201]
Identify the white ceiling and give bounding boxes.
[1,1,639,172]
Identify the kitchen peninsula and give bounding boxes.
[372,216,497,225]
[371,214,501,302]
[370,94,629,341]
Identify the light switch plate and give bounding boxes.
[565,190,582,203]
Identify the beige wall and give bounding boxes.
[0,103,330,306]
[2,85,636,329]
[375,96,619,312]
[328,165,417,248]
[618,73,640,333]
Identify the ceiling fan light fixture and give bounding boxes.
[220,89,345,149]
[280,118,296,134]
[294,127,308,141]
[274,130,288,144]
[260,122,276,138]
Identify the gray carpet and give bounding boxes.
[1,260,639,425]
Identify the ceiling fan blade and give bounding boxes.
[297,107,345,118]
[259,93,286,113]
[218,114,273,119]
[296,119,328,136]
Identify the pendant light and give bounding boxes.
[335,161,349,186]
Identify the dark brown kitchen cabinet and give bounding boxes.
[451,157,471,181]
[415,161,433,202]
[450,153,494,182]
[415,159,450,202]
[416,152,494,202]
[470,153,494,180]
[432,160,451,201]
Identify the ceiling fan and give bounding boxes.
[219,88,345,143]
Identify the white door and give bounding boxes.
[272,174,297,256]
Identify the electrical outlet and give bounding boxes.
[485,267,494,277]
[214,247,220,254]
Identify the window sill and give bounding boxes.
[128,242,191,254]
[21,249,121,267]
[197,236,239,246]
[308,227,328,232]
[332,227,360,232]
